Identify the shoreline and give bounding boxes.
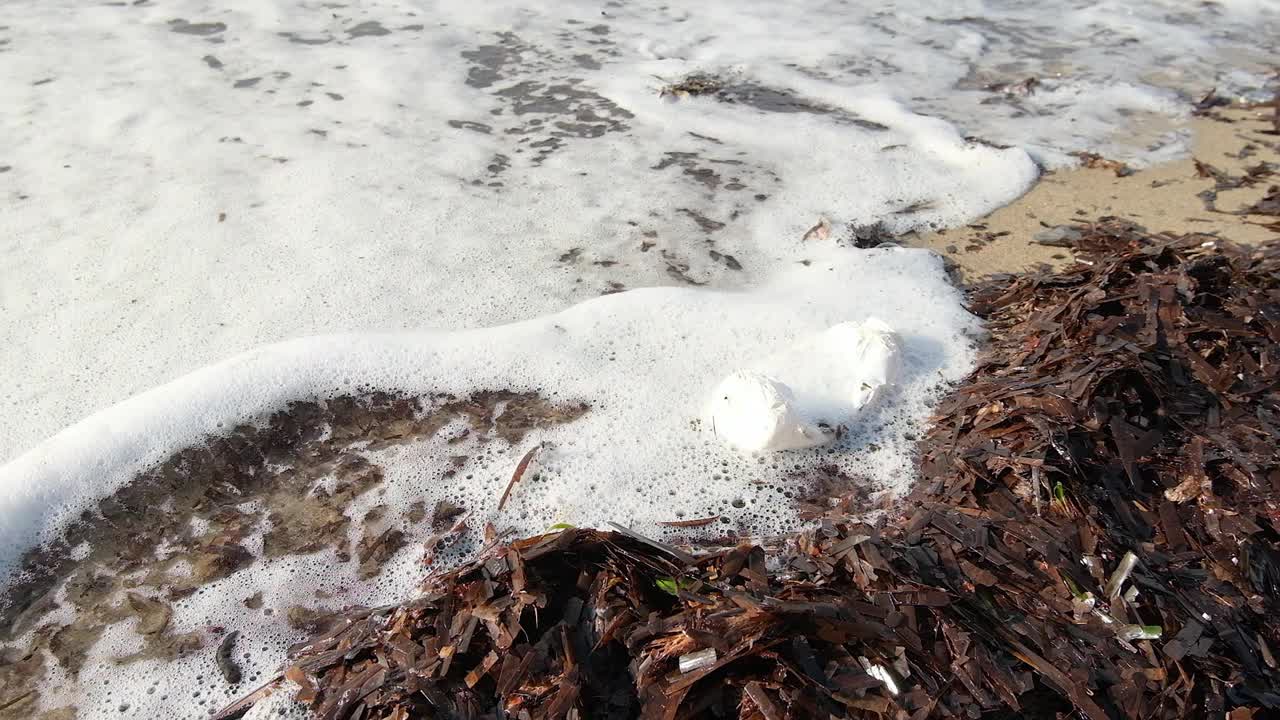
[3,99,1278,719]
[217,222,1280,720]
[910,107,1278,281]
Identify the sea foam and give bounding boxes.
[5,245,984,717]
[3,0,1276,465]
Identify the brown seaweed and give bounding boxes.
[217,630,243,685]
[218,223,1280,719]
[498,443,542,512]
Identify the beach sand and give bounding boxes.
[911,108,1279,281]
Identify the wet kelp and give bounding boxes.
[222,222,1279,719]
[909,222,1280,717]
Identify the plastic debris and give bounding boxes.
[706,371,833,452]
[1104,551,1139,601]
[859,658,901,695]
[706,318,902,453]
[678,648,717,674]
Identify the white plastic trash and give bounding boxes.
[706,318,904,453]
[706,371,834,453]
[825,318,903,411]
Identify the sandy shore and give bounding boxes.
[911,108,1278,280]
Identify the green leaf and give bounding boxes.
[1118,624,1163,641]
[655,577,698,595]
[1053,482,1067,503]
[1063,575,1082,598]
[548,523,574,531]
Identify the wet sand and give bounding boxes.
[912,108,1279,280]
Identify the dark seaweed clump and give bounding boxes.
[220,222,1279,719]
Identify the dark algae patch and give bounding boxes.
[168,19,227,36]
[1191,159,1278,220]
[660,72,890,130]
[346,21,390,39]
[448,120,493,134]
[217,631,242,685]
[220,222,1279,719]
[0,391,588,716]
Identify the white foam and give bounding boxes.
[0,244,979,572]
[3,246,987,717]
[2,0,1277,464]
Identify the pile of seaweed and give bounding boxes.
[219,221,1279,720]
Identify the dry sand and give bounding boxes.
[911,108,1279,281]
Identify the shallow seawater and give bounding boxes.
[0,0,1277,716]
[2,0,1277,464]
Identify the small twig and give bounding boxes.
[608,522,697,565]
[1031,465,1043,517]
[209,679,281,720]
[0,690,35,712]
[658,516,720,528]
[498,443,542,511]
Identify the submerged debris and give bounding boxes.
[1192,88,1232,117]
[844,222,897,249]
[985,76,1040,96]
[1247,185,1280,216]
[1194,158,1275,190]
[1071,150,1135,177]
[1032,223,1084,247]
[1192,160,1278,219]
[657,73,890,130]
[217,631,243,685]
[658,73,724,100]
[800,216,831,243]
[498,443,543,512]
[220,222,1280,719]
